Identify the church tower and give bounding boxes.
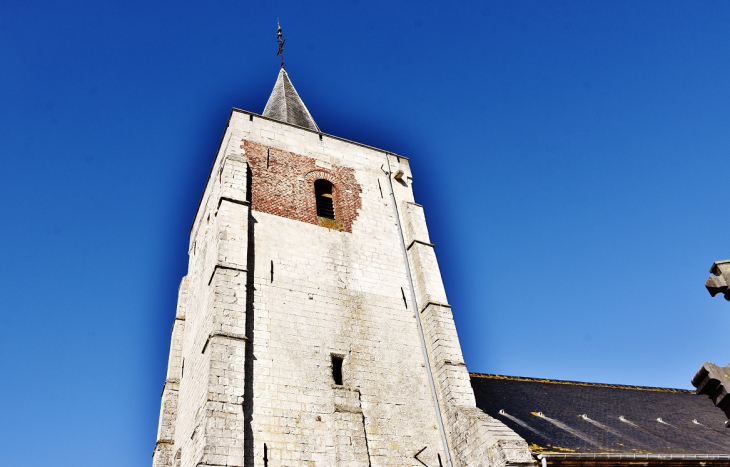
[152,35,534,467]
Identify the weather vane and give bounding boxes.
[277,20,285,69]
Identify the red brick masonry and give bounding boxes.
[244,140,362,233]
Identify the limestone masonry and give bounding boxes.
[152,68,534,467]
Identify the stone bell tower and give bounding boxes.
[152,48,534,467]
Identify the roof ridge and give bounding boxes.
[282,68,319,132]
[470,372,694,394]
[280,69,289,119]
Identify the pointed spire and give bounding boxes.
[262,23,319,131]
[262,68,320,131]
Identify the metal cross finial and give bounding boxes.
[276,20,285,69]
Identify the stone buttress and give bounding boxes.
[152,70,534,467]
[400,200,534,467]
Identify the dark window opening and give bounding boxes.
[246,165,252,203]
[315,179,335,219]
[332,355,344,385]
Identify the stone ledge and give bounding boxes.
[334,404,363,414]
[420,300,451,314]
[195,462,243,467]
[194,450,243,467]
[160,378,180,397]
[224,153,248,164]
[152,439,174,458]
[201,331,247,354]
[444,360,467,367]
[170,316,185,333]
[216,196,250,210]
[406,239,435,251]
[208,264,247,286]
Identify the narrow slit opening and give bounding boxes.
[332,355,344,385]
[246,165,252,202]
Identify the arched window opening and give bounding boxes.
[314,179,335,219]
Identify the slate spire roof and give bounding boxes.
[262,67,320,132]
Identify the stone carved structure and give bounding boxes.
[152,68,534,467]
[692,362,730,419]
[705,260,730,301]
[696,259,730,422]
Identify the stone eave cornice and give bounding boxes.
[231,108,409,161]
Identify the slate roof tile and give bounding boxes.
[262,68,320,132]
[470,373,730,455]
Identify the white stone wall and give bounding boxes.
[153,110,534,467]
[153,277,187,467]
[401,202,533,467]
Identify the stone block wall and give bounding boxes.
[237,120,444,465]
[152,109,533,467]
[153,277,187,467]
[401,202,534,467]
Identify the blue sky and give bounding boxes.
[2,1,730,465]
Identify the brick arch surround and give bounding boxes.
[303,169,336,184]
[243,140,362,232]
